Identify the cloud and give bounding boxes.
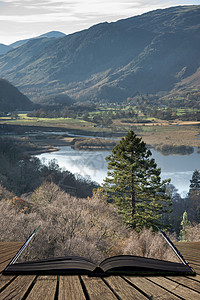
[0,0,199,44]
[0,0,198,20]
[0,12,82,23]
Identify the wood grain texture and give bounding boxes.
[181,258,200,265]
[166,276,200,292]
[26,276,57,300]
[0,243,23,257]
[147,276,200,298]
[0,242,24,273]
[175,242,200,250]
[0,243,24,255]
[186,274,200,282]
[124,276,180,299]
[82,275,117,300]
[0,251,22,262]
[0,275,36,299]
[0,242,24,248]
[188,264,200,275]
[104,276,147,300]
[0,274,15,290]
[58,276,86,300]
[0,242,23,272]
[0,260,14,273]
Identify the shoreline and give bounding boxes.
[25,136,200,157]
[1,122,199,156]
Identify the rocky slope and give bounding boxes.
[0,6,199,103]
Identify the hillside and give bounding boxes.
[0,44,13,55]
[10,31,66,48]
[0,5,200,103]
[0,79,33,111]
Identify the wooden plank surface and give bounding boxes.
[0,275,36,299]
[147,276,200,298]
[175,241,200,250]
[0,274,15,290]
[124,276,180,299]
[166,276,200,293]
[0,242,24,273]
[187,274,200,282]
[26,276,57,300]
[0,242,24,249]
[186,263,200,274]
[58,276,86,300]
[104,276,147,300]
[82,275,117,300]
[0,260,15,273]
[0,251,23,264]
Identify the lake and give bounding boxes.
[36,146,200,197]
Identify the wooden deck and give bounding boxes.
[0,242,200,299]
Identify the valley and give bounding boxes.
[1,4,200,259]
[0,111,200,155]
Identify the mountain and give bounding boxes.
[38,31,66,39]
[0,31,66,57]
[0,78,33,111]
[0,6,200,103]
[10,31,66,49]
[0,44,13,55]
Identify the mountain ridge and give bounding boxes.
[0,44,13,55]
[0,31,66,56]
[0,5,200,104]
[10,31,66,49]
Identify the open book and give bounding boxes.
[3,226,195,276]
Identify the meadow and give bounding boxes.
[1,112,200,151]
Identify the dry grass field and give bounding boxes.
[113,119,200,148]
[139,125,200,148]
[1,114,200,150]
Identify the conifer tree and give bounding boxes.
[186,169,200,223]
[189,169,200,191]
[101,130,172,231]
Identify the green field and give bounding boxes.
[0,113,114,134]
[0,114,95,129]
[1,112,200,149]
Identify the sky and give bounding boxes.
[0,0,200,45]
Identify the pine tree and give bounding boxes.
[101,130,172,231]
[189,169,200,191]
[186,169,200,223]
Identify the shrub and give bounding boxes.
[182,223,200,242]
[0,183,13,201]
[0,183,178,263]
[0,184,127,263]
[122,228,178,262]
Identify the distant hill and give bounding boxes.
[0,44,13,55]
[0,6,200,103]
[10,31,66,48]
[0,79,33,111]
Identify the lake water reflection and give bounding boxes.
[36,146,200,197]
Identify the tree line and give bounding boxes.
[166,170,200,234]
[0,137,98,197]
